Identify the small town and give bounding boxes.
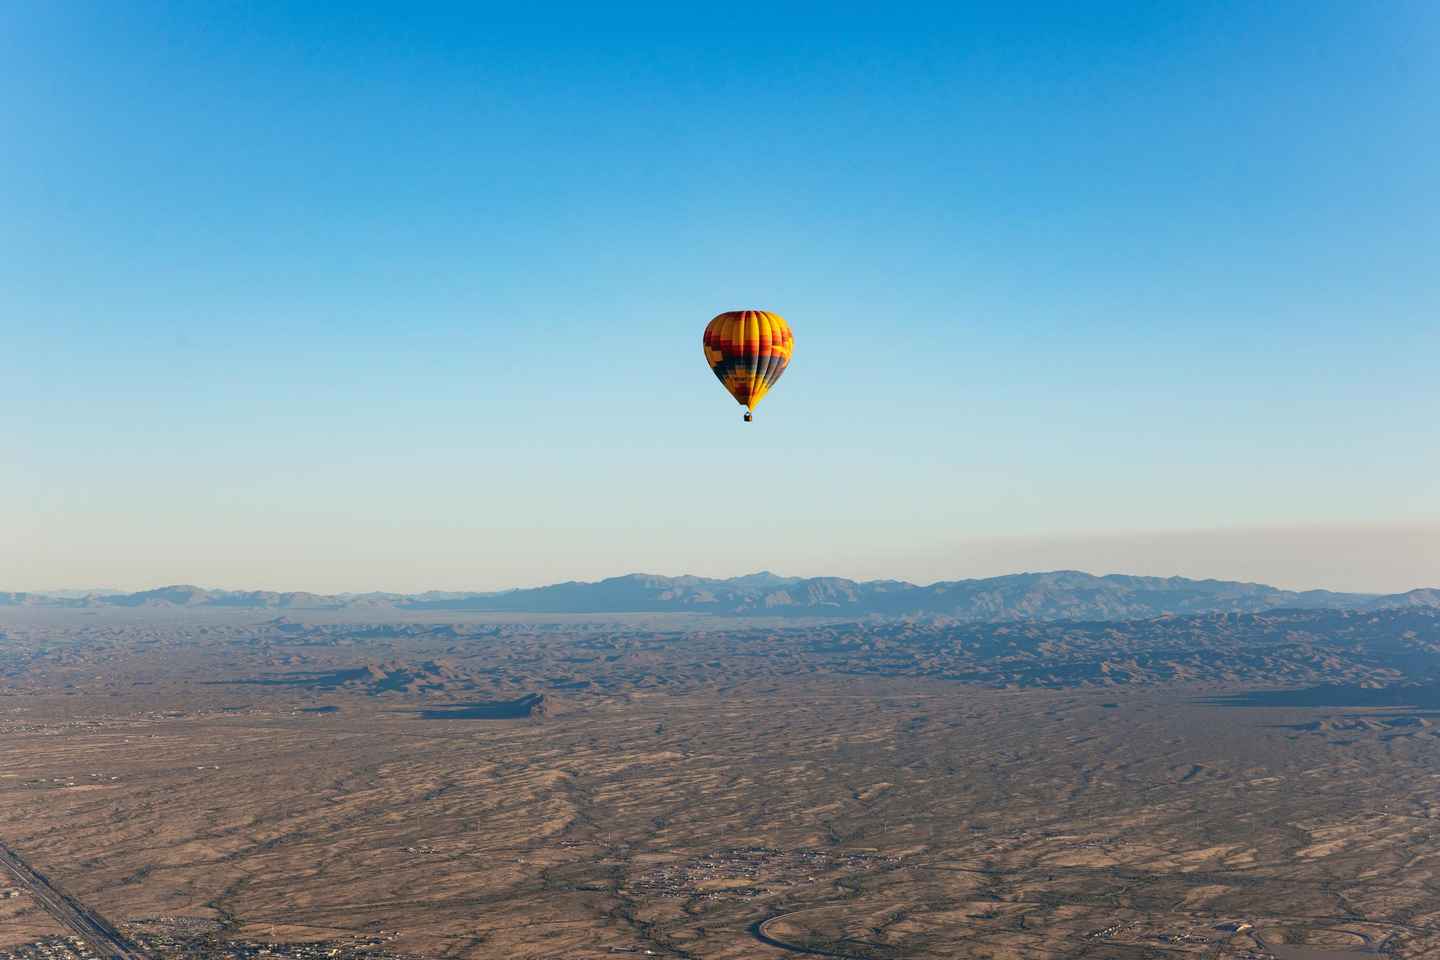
[628,846,902,901]
[0,934,414,960]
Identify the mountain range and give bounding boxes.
[4,571,1438,621]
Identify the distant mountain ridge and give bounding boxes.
[4,571,1438,621]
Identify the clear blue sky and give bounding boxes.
[3,2,1437,592]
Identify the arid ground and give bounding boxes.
[3,608,1440,959]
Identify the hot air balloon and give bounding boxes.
[701,310,794,422]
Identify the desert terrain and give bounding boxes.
[3,606,1440,958]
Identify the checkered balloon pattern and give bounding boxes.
[701,310,794,417]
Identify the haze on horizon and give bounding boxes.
[8,523,1438,598]
[3,3,1436,596]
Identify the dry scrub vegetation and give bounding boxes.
[3,609,1440,958]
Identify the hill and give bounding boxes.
[4,571,1437,620]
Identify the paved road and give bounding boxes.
[0,840,150,960]
[749,913,881,959]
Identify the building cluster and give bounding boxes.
[628,846,899,901]
[0,936,103,960]
[1152,930,1214,946]
[1086,919,1256,952]
[0,934,414,960]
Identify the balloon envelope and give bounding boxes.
[701,310,794,415]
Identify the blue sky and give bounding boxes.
[3,2,1437,592]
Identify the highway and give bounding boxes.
[0,840,150,960]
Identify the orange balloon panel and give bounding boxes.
[701,310,794,414]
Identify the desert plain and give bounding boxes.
[3,606,1440,959]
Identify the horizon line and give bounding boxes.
[11,567,1438,599]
